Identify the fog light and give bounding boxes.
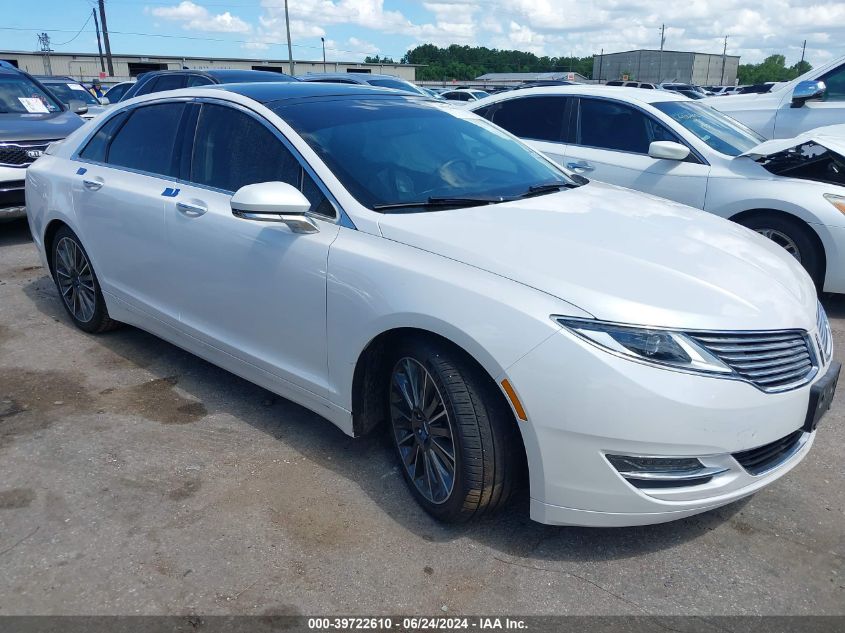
[606,454,727,489]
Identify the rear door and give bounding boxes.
[565,97,710,208]
[72,101,188,323]
[475,95,572,166]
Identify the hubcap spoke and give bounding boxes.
[390,357,457,505]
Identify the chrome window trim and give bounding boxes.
[70,95,356,230]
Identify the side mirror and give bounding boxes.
[68,99,88,116]
[230,181,318,234]
[648,141,690,161]
[99,97,109,105]
[791,80,826,108]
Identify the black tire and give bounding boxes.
[387,337,522,523]
[50,225,121,334]
[736,213,823,288]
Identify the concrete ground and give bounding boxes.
[0,217,842,616]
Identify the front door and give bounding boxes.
[165,101,340,398]
[566,97,710,209]
[774,62,845,139]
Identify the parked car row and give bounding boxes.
[469,84,845,293]
[22,79,839,528]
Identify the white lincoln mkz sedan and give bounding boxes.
[26,83,838,526]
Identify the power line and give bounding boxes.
[52,12,94,46]
[0,26,398,58]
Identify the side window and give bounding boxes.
[146,74,186,95]
[819,64,845,101]
[577,98,652,154]
[486,97,568,143]
[106,102,185,176]
[186,75,213,87]
[79,111,128,162]
[190,103,333,217]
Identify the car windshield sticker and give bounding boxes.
[18,97,50,113]
[67,83,87,91]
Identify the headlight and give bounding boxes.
[555,317,732,374]
[824,193,845,215]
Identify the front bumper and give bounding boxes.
[506,326,831,527]
[0,178,26,220]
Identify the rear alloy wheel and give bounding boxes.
[51,226,120,333]
[736,213,823,289]
[388,338,522,522]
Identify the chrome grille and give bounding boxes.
[688,331,815,392]
[0,140,54,168]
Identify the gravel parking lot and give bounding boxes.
[0,217,843,616]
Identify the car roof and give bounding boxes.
[472,84,688,106]
[34,75,78,83]
[213,81,420,103]
[299,72,406,82]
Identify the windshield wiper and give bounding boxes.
[372,196,503,212]
[519,181,578,198]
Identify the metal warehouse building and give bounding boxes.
[592,49,740,85]
[0,50,420,86]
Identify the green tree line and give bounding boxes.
[737,54,812,84]
[368,44,593,81]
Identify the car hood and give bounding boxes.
[377,182,817,331]
[0,110,85,141]
[739,124,845,158]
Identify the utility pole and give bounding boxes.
[37,32,52,75]
[597,48,603,82]
[284,0,294,75]
[657,24,665,83]
[800,39,807,64]
[321,37,326,72]
[98,0,114,76]
[720,35,728,85]
[93,8,105,74]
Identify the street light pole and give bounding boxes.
[284,0,294,76]
[657,23,665,83]
[321,37,326,72]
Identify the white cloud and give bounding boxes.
[151,1,251,34]
[149,0,845,67]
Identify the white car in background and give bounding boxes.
[471,85,845,293]
[25,83,837,527]
[704,55,845,139]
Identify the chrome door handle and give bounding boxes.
[82,178,103,191]
[566,161,594,172]
[176,201,207,217]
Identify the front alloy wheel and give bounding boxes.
[390,357,457,504]
[387,338,522,522]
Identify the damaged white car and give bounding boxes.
[471,86,845,292]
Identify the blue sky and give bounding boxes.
[3,1,844,66]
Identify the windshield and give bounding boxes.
[367,78,425,95]
[0,75,62,114]
[653,101,766,156]
[272,97,575,210]
[43,82,99,105]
